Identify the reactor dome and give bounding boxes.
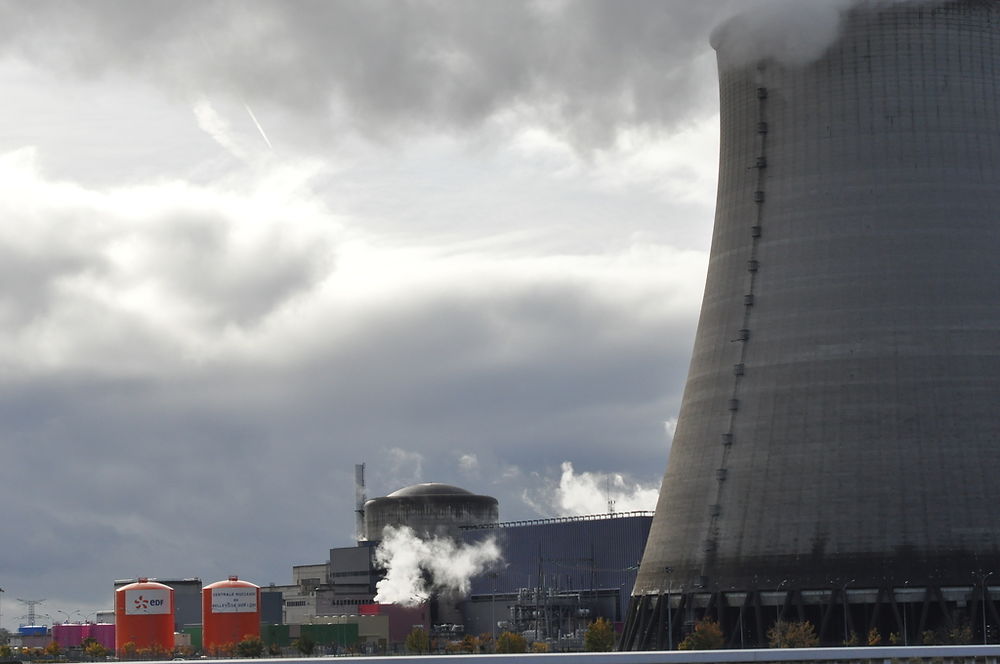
[364,482,498,541]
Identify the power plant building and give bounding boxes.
[269,481,651,650]
[461,512,653,643]
[363,483,499,540]
[623,0,1000,649]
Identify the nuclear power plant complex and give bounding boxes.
[15,478,649,656]
[10,1,1000,657]
[622,0,1000,649]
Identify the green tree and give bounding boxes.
[236,635,265,658]
[495,631,527,653]
[584,617,616,652]
[768,619,819,648]
[294,635,316,656]
[0,645,12,659]
[405,627,429,654]
[678,617,724,650]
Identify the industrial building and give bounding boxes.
[269,481,651,650]
[461,512,653,647]
[623,0,1000,649]
[267,481,501,646]
[20,478,648,655]
[363,482,500,541]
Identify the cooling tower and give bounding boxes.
[622,0,1000,649]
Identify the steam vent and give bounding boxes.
[622,0,1000,649]
[364,483,498,540]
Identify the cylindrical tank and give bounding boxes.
[52,624,83,649]
[202,576,261,652]
[90,624,116,651]
[363,482,498,540]
[115,578,174,654]
[623,0,1000,649]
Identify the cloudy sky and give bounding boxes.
[0,0,849,628]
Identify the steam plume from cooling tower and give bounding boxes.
[710,1,942,70]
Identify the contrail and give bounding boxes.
[196,32,274,153]
[243,102,274,151]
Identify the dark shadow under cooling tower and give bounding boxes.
[622,0,1000,649]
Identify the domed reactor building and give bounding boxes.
[364,483,499,540]
[622,0,1000,649]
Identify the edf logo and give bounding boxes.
[133,595,164,610]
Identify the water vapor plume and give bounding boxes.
[523,461,660,516]
[710,0,853,69]
[710,0,944,70]
[373,525,501,606]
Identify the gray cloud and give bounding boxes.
[0,275,696,609]
[0,0,732,625]
[0,1,730,151]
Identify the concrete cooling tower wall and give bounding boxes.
[622,0,1000,649]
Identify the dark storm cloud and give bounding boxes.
[0,0,729,149]
[0,276,695,604]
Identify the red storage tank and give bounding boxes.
[115,578,175,655]
[202,576,261,653]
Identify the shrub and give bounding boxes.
[678,618,724,650]
[236,635,265,658]
[584,617,616,652]
[495,631,527,653]
[404,627,429,654]
[768,619,819,648]
[295,634,316,656]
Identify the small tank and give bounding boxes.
[115,578,174,655]
[364,482,498,541]
[202,576,261,653]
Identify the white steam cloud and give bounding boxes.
[710,0,852,69]
[373,526,501,607]
[711,1,943,71]
[524,461,661,517]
